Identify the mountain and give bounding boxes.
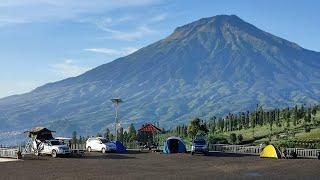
[0,15,319,143]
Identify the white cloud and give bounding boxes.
[98,25,155,41]
[149,13,168,23]
[50,59,90,78]
[84,47,139,56]
[0,0,162,26]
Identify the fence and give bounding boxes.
[209,144,320,159]
[0,148,19,159]
[286,148,320,159]
[70,143,86,150]
[209,144,262,155]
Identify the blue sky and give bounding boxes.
[0,0,319,98]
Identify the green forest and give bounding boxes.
[161,104,320,149]
[70,104,320,149]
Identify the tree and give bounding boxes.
[128,123,137,142]
[305,109,312,123]
[72,131,77,144]
[311,106,317,116]
[103,129,110,141]
[118,127,124,142]
[293,105,298,126]
[123,131,129,143]
[187,118,201,139]
[109,133,114,141]
[96,132,102,137]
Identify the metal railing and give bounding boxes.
[209,144,262,155]
[286,148,320,159]
[0,148,19,159]
[209,144,320,159]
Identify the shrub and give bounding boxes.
[304,125,311,133]
[208,134,228,144]
[230,133,237,144]
[237,134,243,144]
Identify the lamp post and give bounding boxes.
[111,98,122,140]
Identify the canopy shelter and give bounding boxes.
[137,123,162,149]
[260,144,282,159]
[163,136,186,154]
[24,127,55,141]
[139,124,162,132]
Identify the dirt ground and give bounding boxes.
[0,151,320,180]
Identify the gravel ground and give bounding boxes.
[0,151,319,180]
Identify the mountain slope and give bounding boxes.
[0,15,319,141]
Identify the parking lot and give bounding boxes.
[1,151,320,180]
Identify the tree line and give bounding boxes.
[172,104,320,140]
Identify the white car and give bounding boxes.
[86,137,117,153]
[34,139,70,158]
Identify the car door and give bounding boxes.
[93,140,101,151]
[43,141,52,154]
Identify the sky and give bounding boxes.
[0,0,319,98]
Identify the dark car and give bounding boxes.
[191,138,209,155]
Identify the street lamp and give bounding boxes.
[111,98,122,140]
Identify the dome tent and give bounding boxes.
[111,141,127,153]
[163,136,186,154]
[260,144,282,159]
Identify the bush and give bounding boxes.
[237,134,243,144]
[230,133,237,144]
[208,134,228,144]
[304,125,311,133]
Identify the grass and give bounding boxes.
[215,112,320,144]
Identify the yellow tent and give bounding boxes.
[260,144,282,159]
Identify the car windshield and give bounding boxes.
[194,139,206,145]
[50,140,62,145]
[100,139,108,143]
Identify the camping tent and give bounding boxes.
[260,144,282,159]
[25,127,55,140]
[163,137,186,154]
[111,141,127,153]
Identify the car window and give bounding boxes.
[50,140,62,145]
[100,139,108,143]
[194,139,206,145]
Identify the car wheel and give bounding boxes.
[34,150,39,156]
[51,150,57,158]
[191,152,194,155]
[102,148,106,154]
[87,146,92,152]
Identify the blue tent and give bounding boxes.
[111,141,127,153]
[163,136,186,153]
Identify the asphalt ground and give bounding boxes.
[0,151,320,180]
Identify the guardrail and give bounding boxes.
[209,144,320,159]
[0,148,19,159]
[209,144,262,155]
[286,148,320,159]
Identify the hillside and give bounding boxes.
[0,15,320,143]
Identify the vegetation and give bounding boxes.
[69,104,320,149]
[161,104,320,148]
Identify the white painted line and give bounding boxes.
[0,158,22,163]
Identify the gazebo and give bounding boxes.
[138,123,162,149]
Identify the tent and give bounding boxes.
[111,141,127,153]
[163,137,186,154]
[25,127,55,140]
[260,144,282,159]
